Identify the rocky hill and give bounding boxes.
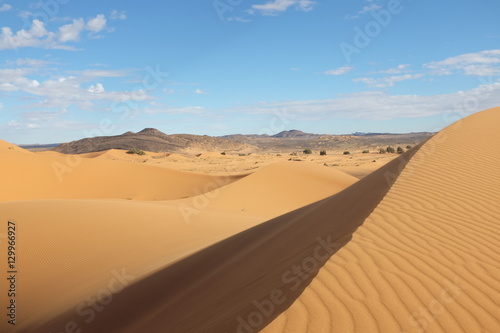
[53,128,257,154]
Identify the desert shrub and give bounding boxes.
[126,148,145,155]
[386,146,395,153]
[277,154,282,156]
[397,146,404,154]
[238,153,247,156]
[290,152,297,156]
[379,148,386,154]
[221,152,226,155]
[303,149,312,154]
[406,145,412,149]
[320,150,327,155]
[362,150,370,154]
[343,151,350,155]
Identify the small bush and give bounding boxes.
[386,146,395,153]
[379,148,386,154]
[320,150,327,156]
[406,145,412,149]
[126,148,145,155]
[397,146,404,154]
[238,153,247,156]
[221,152,226,155]
[303,149,312,154]
[343,151,350,155]
[277,153,282,156]
[362,150,370,154]
[290,152,297,156]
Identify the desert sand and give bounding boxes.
[0,107,499,333]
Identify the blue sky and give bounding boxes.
[0,0,499,144]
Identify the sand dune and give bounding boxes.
[177,162,359,217]
[0,148,243,201]
[0,108,498,333]
[263,107,500,333]
[20,138,415,333]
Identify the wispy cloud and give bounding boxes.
[324,66,354,75]
[110,10,127,20]
[6,58,52,67]
[353,74,424,88]
[249,0,316,16]
[347,3,382,19]
[0,3,12,12]
[375,64,410,74]
[227,17,252,23]
[229,81,500,120]
[424,50,500,76]
[195,89,207,94]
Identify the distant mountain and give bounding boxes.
[272,130,318,138]
[53,128,257,154]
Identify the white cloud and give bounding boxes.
[0,3,12,12]
[0,71,153,110]
[230,81,500,121]
[87,83,105,93]
[353,74,423,88]
[58,18,85,42]
[347,3,382,19]
[110,10,127,20]
[424,50,500,76]
[324,66,354,75]
[195,89,207,94]
[0,19,50,50]
[250,0,316,16]
[86,14,107,33]
[375,64,410,74]
[0,14,109,50]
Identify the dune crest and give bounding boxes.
[264,107,500,332]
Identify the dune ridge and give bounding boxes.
[264,107,500,333]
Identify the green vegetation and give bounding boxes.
[397,146,405,154]
[290,152,297,156]
[386,146,395,154]
[406,145,413,149]
[362,150,370,154]
[343,151,350,155]
[303,149,312,154]
[126,148,145,155]
[379,148,386,154]
[220,151,226,155]
[320,150,327,156]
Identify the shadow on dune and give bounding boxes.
[32,146,422,333]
